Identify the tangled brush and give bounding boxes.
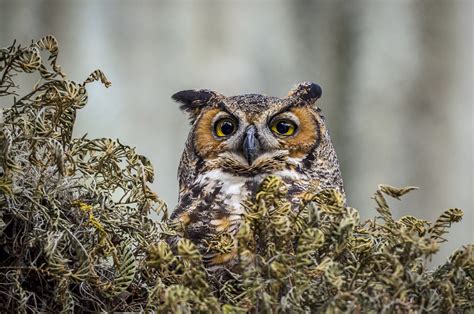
[0,36,472,312]
[0,36,165,311]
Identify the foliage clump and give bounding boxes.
[0,36,165,311]
[0,36,472,312]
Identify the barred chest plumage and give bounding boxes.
[170,168,312,254]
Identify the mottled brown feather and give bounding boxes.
[282,107,322,158]
[193,108,223,159]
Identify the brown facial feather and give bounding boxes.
[204,151,290,176]
[193,108,224,159]
[193,104,325,173]
[279,107,323,158]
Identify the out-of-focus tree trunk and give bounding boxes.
[343,1,472,265]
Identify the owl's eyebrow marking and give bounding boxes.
[217,102,238,118]
[269,103,298,121]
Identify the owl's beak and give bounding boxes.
[243,125,259,165]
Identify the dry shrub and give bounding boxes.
[0,36,472,312]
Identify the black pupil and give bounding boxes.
[276,121,291,134]
[220,121,234,135]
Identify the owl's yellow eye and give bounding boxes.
[271,119,297,136]
[214,118,237,137]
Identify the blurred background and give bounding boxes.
[0,0,472,265]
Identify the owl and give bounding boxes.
[168,82,345,268]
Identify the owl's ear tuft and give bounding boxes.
[172,89,220,122]
[287,82,322,104]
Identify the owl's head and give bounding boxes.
[173,82,331,177]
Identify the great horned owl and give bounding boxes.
[169,82,345,266]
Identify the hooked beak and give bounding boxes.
[243,126,259,165]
